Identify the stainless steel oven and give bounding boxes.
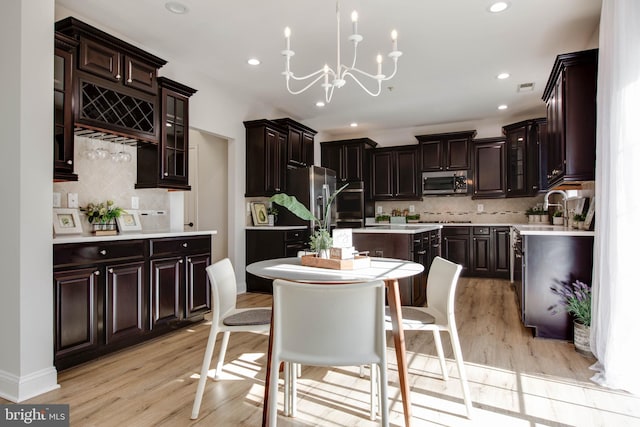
[335,181,368,228]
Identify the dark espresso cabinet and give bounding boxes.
[472,137,506,199]
[542,49,598,187]
[274,118,317,168]
[502,118,547,196]
[416,130,476,172]
[54,33,78,181]
[244,120,288,196]
[321,138,378,183]
[371,146,420,200]
[442,226,510,278]
[53,234,211,370]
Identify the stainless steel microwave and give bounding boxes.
[422,170,469,195]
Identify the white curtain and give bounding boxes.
[590,0,640,395]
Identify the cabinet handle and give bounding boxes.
[179,259,184,264]
[417,250,426,255]
[100,249,107,255]
[66,160,73,165]
[164,172,169,176]
[94,270,100,276]
[127,62,133,83]
[108,268,114,273]
[186,258,191,263]
[115,73,121,80]
[182,242,188,248]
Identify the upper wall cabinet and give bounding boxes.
[371,145,420,201]
[55,17,167,143]
[542,49,598,188]
[136,77,197,190]
[273,118,317,168]
[415,130,476,172]
[244,119,288,197]
[502,118,547,197]
[320,138,378,183]
[472,137,506,199]
[54,33,78,182]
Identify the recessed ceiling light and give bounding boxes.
[315,101,325,107]
[498,104,508,110]
[247,58,260,66]
[165,2,188,14]
[497,72,510,80]
[488,2,509,13]
[350,122,358,127]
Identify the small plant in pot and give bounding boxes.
[406,213,421,223]
[550,279,593,357]
[270,184,348,258]
[375,214,391,223]
[573,213,586,229]
[552,210,564,225]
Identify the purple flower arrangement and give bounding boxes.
[550,279,592,326]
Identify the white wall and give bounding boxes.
[0,0,59,401]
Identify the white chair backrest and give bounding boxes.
[206,258,238,321]
[272,279,386,367]
[426,256,463,318]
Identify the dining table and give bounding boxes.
[246,256,425,427]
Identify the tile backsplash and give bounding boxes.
[53,136,170,232]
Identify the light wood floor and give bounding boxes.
[5,278,640,426]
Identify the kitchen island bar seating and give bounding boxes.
[268,279,389,426]
[246,257,424,427]
[191,258,272,419]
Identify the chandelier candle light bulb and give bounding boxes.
[282,0,402,103]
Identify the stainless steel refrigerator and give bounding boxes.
[279,166,337,229]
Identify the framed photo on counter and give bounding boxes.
[251,202,269,226]
[53,208,83,235]
[116,210,142,232]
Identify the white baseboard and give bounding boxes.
[0,367,59,403]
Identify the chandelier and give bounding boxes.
[282,1,402,103]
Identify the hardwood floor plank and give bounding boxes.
[3,278,639,426]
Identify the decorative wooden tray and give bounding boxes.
[301,255,371,270]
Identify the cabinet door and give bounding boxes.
[343,144,364,181]
[105,261,145,344]
[420,140,443,172]
[321,143,343,180]
[160,89,189,187]
[54,267,100,358]
[150,257,183,329]
[395,148,419,198]
[371,151,394,199]
[185,253,211,318]
[546,79,565,185]
[493,227,511,278]
[79,37,122,81]
[442,235,470,275]
[473,139,506,199]
[124,55,157,94]
[54,42,76,181]
[471,236,491,276]
[303,132,315,167]
[264,130,286,194]
[531,120,546,192]
[287,127,304,167]
[447,138,470,170]
[506,128,527,197]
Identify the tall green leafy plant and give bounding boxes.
[270,184,348,252]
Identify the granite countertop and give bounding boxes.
[245,226,308,230]
[53,229,218,244]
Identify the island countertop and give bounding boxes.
[353,224,443,234]
[512,224,595,236]
[53,229,217,244]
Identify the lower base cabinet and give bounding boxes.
[443,226,510,278]
[53,234,211,370]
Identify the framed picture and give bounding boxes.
[116,210,142,232]
[53,208,83,235]
[251,202,269,226]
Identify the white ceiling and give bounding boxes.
[55,0,602,136]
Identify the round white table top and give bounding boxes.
[246,257,424,284]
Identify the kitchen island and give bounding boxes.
[53,230,216,370]
[512,224,594,340]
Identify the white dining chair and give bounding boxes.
[268,279,389,426]
[191,258,272,419]
[381,256,473,418]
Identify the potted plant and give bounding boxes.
[80,200,124,233]
[406,213,421,223]
[270,184,348,258]
[550,279,592,357]
[573,213,586,229]
[375,214,391,224]
[525,207,536,223]
[267,205,278,226]
[552,210,564,225]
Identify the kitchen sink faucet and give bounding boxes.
[543,190,568,225]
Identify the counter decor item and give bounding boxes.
[52,208,83,235]
[267,205,278,226]
[270,184,348,258]
[573,213,586,230]
[406,214,420,223]
[116,210,142,232]
[552,210,564,225]
[550,279,593,356]
[80,200,124,235]
[375,214,391,223]
[250,202,269,226]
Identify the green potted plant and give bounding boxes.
[552,210,564,225]
[267,205,278,226]
[525,207,536,223]
[406,213,421,223]
[375,214,391,223]
[80,200,124,233]
[270,184,348,258]
[550,279,592,357]
[573,213,586,229]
